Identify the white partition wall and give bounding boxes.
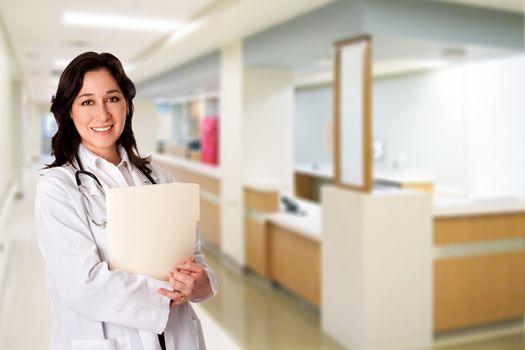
[220,40,245,265]
[243,68,294,194]
[219,42,295,266]
[322,186,433,350]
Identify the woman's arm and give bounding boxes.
[35,176,171,334]
[159,228,219,304]
[191,227,219,301]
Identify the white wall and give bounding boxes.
[373,67,467,192]
[374,56,525,199]
[243,68,294,193]
[294,55,524,199]
[132,97,157,155]
[464,54,525,199]
[28,104,45,164]
[0,27,13,198]
[9,80,23,187]
[294,86,333,166]
[293,69,469,193]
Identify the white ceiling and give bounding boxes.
[0,0,522,104]
[0,0,219,103]
[0,0,333,103]
[243,0,523,80]
[436,0,524,13]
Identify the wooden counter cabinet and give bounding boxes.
[433,210,525,332]
[244,187,280,277]
[267,223,320,306]
[245,191,322,307]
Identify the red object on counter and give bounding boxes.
[201,116,219,165]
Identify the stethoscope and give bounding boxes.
[74,153,157,228]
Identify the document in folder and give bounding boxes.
[106,182,199,280]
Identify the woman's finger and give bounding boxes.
[170,270,194,286]
[158,288,181,301]
[158,288,189,306]
[168,275,190,292]
[177,261,204,275]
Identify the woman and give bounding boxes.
[35,52,218,350]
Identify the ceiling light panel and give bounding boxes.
[62,11,180,32]
[132,0,218,21]
[168,21,203,45]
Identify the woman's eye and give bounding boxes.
[81,100,93,106]
[108,96,120,103]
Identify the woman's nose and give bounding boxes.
[94,102,110,121]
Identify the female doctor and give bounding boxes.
[35,52,218,350]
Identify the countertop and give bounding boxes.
[374,170,435,184]
[294,163,333,180]
[266,198,321,242]
[294,165,436,185]
[433,196,525,218]
[244,178,283,193]
[152,153,221,179]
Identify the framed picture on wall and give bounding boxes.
[333,35,373,192]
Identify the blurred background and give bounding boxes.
[0,0,524,349]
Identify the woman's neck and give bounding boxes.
[82,143,122,165]
[104,151,122,166]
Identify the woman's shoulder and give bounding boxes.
[37,164,76,192]
[35,164,82,216]
[148,162,175,184]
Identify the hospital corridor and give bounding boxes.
[2,163,525,349]
[0,162,342,349]
[1,1,525,349]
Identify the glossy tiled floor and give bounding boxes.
[198,249,525,350]
[199,251,343,350]
[1,165,524,349]
[439,335,525,350]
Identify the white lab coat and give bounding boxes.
[35,147,218,350]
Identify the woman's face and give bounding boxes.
[70,68,127,159]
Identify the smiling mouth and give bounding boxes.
[91,125,113,133]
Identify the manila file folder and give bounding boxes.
[106,182,199,281]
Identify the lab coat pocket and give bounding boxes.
[71,336,131,350]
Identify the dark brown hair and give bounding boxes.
[46,51,151,174]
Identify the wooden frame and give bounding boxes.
[334,35,373,192]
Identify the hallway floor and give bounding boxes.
[0,165,524,349]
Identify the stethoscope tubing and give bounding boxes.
[74,152,157,227]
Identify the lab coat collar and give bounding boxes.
[117,145,133,174]
[77,143,131,173]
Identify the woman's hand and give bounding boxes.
[158,256,212,307]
